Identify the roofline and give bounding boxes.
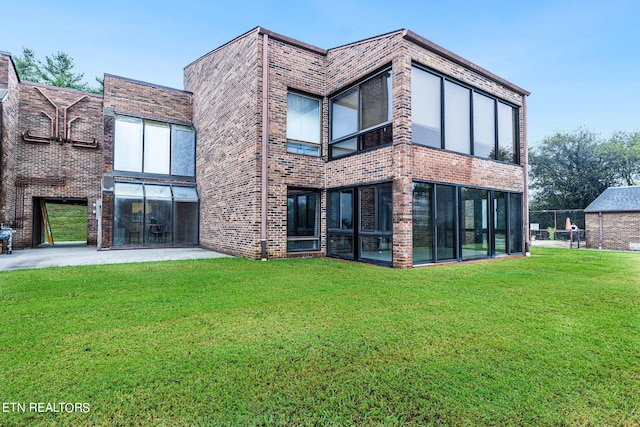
[258,27,327,55]
[0,50,22,83]
[21,80,103,98]
[104,73,192,95]
[184,26,530,97]
[402,29,530,97]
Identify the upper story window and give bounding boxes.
[114,115,196,178]
[330,69,393,159]
[411,65,520,164]
[286,92,321,156]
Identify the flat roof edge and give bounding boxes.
[104,73,192,95]
[258,27,327,55]
[403,30,530,97]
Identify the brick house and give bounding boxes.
[0,27,530,267]
[585,186,640,251]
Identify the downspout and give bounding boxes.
[261,33,269,260]
[598,212,603,249]
[522,95,531,256]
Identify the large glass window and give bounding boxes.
[509,193,523,253]
[498,102,517,163]
[473,92,496,159]
[171,125,196,177]
[412,182,433,264]
[461,188,489,259]
[114,115,195,178]
[144,121,171,175]
[114,117,143,172]
[494,192,507,254]
[328,189,354,259]
[444,81,471,155]
[411,65,520,164]
[412,68,442,148]
[359,185,392,264]
[172,186,199,245]
[435,184,457,261]
[287,92,321,156]
[330,70,392,159]
[113,183,199,247]
[287,190,320,252]
[113,183,144,246]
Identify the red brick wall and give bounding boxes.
[100,75,195,249]
[265,36,327,259]
[586,212,640,251]
[184,30,263,258]
[12,83,103,247]
[0,53,20,227]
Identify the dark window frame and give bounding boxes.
[113,114,197,181]
[286,91,322,157]
[411,63,521,165]
[327,182,393,266]
[411,180,523,265]
[287,189,321,252]
[329,67,393,160]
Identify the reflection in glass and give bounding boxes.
[412,182,433,264]
[494,192,507,254]
[436,185,457,261]
[473,92,495,159]
[461,188,489,259]
[412,68,441,148]
[444,81,471,154]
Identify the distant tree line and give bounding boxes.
[529,128,640,210]
[13,47,103,94]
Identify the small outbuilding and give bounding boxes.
[584,186,640,251]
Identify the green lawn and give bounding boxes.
[0,248,638,426]
[46,203,87,242]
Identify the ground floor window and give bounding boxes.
[287,190,320,251]
[114,183,198,246]
[412,182,522,265]
[328,183,392,265]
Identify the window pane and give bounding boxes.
[172,186,198,201]
[444,81,471,154]
[340,191,353,229]
[412,68,441,148]
[328,234,354,258]
[360,235,392,263]
[498,102,517,163]
[331,137,357,158]
[331,87,358,139]
[359,126,392,151]
[435,185,457,261]
[509,193,523,253]
[413,182,433,264]
[461,188,489,259]
[174,201,198,245]
[360,187,376,231]
[114,183,144,246]
[494,192,507,254]
[287,141,320,156]
[143,121,170,174]
[287,93,321,144]
[473,92,496,159]
[144,184,172,200]
[361,71,392,130]
[377,185,392,232]
[114,116,143,172]
[171,125,196,177]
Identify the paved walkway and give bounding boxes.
[0,243,229,272]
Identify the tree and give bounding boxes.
[13,47,102,94]
[600,131,640,186]
[529,128,614,210]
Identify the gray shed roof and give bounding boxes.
[584,186,640,213]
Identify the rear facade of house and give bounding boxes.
[0,27,530,267]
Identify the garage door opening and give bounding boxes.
[33,198,88,247]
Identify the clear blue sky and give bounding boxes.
[1,0,638,145]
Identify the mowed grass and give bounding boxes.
[46,203,87,242]
[0,248,638,426]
